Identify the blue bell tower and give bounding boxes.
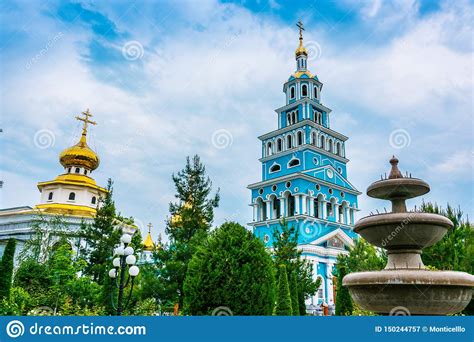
[247,22,361,310]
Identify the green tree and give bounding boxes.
[184,222,275,315]
[335,254,353,316]
[272,219,320,314]
[289,271,299,316]
[80,178,121,285]
[14,258,52,309]
[0,239,16,300]
[159,155,219,308]
[275,264,292,315]
[420,202,474,315]
[334,238,384,315]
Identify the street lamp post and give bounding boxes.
[109,233,140,316]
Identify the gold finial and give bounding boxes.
[75,109,97,137]
[143,222,154,251]
[295,20,308,57]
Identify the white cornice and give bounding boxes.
[258,119,348,142]
[274,98,332,115]
[259,144,349,163]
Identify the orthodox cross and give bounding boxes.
[75,108,97,136]
[296,20,305,39]
[147,222,153,233]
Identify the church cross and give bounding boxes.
[75,108,97,136]
[296,20,305,39]
[147,222,153,233]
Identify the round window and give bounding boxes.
[337,167,342,174]
[313,158,319,165]
[264,234,270,243]
[286,181,291,188]
[326,169,334,178]
[340,192,345,198]
[258,188,264,195]
[315,184,321,191]
[272,185,277,192]
[329,188,333,195]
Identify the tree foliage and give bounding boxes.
[0,238,16,300]
[272,219,320,315]
[274,264,292,315]
[184,222,275,315]
[159,155,219,308]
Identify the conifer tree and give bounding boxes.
[275,264,292,315]
[80,179,121,285]
[158,155,219,308]
[0,239,16,299]
[335,255,353,316]
[290,271,299,316]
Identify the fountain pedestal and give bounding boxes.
[343,157,474,315]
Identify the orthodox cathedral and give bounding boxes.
[248,23,360,311]
[0,110,148,263]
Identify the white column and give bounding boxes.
[295,195,300,215]
[280,198,285,217]
[309,197,315,217]
[301,195,307,215]
[266,201,271,220]
[326,263,335,306]
[252,204,257,221]
[335,204,340,222]
[321,201,326,220]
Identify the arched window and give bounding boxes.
[75,168,80,174]
[297,132,303,146]
[288,158,300,167]
[270,164,281,173]
[286,194,295,217]
[91,196,96,205]
[48,192,53,201]
[292,111,297,124]
[311,132,317,145]
[272,197,281,218]
[327,202,333,217]
[84,170,88,175]
[314,198,319,218]
[267,142,273,156]
[320,135,325,149]
[328,139,333,152]
[287,113,291,125]
[290,86,295,99]
[287,135,293,149]
[302,84,308,97]
[68,167,71,173]
[68,192,76,201]
[314,86,318,99]
[336,142,341,156]
[277,138,283,152]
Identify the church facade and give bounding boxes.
[247,24,360,311]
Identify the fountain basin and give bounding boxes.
[354,213,453,249]
[343,270,474,315]
[367,178,430,200]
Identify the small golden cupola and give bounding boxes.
[143,223,155,251]
[59,109,100,171]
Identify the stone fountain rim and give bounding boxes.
[354,212,453,233]
[343,269,474,287]
[367,177,430,199]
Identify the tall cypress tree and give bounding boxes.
[335,255,353,316]
[290,271,299,316]
[275,264,292,316]
[0,239,16,299]
[80,179,120,285]
[158,155,219,309]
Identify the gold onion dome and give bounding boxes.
[59,109,100,171]
[295,20,307,57]
[143,223,155,251]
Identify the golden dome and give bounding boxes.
[295,39,308,57]
[143,232,154,251]
[59,109,100,171]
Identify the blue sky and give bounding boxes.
[1,0,473,240]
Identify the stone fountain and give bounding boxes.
[343,156,474,315]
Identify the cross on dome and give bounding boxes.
[75,108,97,137]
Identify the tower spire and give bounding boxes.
[295,20,308,71]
